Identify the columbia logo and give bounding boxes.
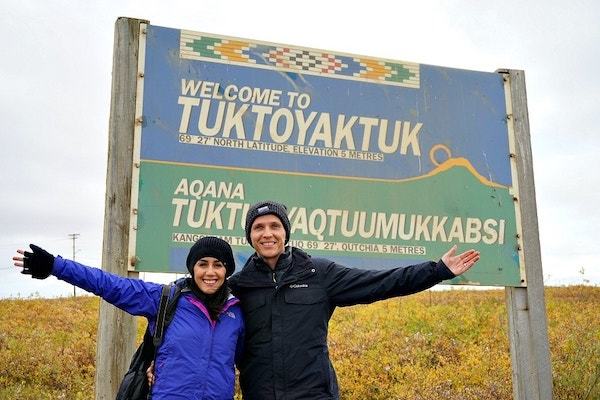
[226,311,236,319]
[290,284,309,289]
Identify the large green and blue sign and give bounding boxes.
[130,24,524,286]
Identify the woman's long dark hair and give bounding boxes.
[187,278,230,321]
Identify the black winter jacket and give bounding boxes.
[228,247,455,400]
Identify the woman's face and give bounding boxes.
[193,257,226,294]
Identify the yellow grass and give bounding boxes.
[0,286,598,399]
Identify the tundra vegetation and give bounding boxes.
[0,286,598,399]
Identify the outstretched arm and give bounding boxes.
[13,244,162,318]
[324,245,481,306]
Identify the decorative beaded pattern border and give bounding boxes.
[180,30,420,88]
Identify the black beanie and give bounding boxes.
[245,200,291,247]
[186,236,236,277]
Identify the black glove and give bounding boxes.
[22,244,55,279]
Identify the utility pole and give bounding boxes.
[68,233,79,297]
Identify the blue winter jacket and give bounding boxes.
[52,256,245,400]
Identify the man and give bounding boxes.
[227,200,479,400]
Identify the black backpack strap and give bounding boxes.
[153,284,171,348]
[164,278,189,326]
[151,279,190,349]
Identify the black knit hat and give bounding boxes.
[186,236,236,277]
[245,200,291,247]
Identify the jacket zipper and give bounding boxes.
[200,321,216,398]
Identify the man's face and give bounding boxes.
[250,214,286,266]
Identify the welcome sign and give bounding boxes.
[129,24,524,286]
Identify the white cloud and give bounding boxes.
[2,0,599,297]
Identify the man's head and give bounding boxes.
[245,201,291,267]
[245,201,291,246]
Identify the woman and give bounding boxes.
[13,236,244,400]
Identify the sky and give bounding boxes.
[1,0,599,298]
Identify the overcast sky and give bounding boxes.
[1,0,599,297]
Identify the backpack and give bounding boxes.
[116,279,188,400]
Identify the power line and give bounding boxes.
[0,237,73,250]
[68,233,80,297]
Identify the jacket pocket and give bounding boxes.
[284,288,327,305]
[240,292,272,345]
